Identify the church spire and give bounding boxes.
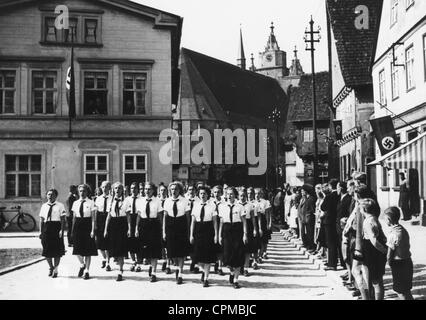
[249,53,256,71]
[266,22,280,51]
[237,26,246,70]
[289,45,304,76]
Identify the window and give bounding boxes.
[0,70,16,114]
[379,69,387,105]
[382,167,389,188]
[406,0,414,10]
[406,45,415,90]
[42,15,101,45]
[407,129,418,141]
[123,73,147,115]
[84,154,109,193]
[303,127,313,142]
[122,154,147,187]
[391,63,399,99]
[5,155,41,197]
[391,0,399,26]
[32,71,57,114]
[84,72,108,115]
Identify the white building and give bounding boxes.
[372,0,426,219]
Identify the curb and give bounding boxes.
[0,257,45,276]
[0,232,39,238]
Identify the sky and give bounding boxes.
[136,0,329,73]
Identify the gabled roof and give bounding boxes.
[327,0,383,87]
[179,48,288,124]
[287,72,331,122]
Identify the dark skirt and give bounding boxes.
[72,218,97,257]
[245,217,258,254]
[166,215,190,258]
[193,221,216,264]
[41,221,65,258]
[363,239,386,282]
[127,214,140,254]
[391,258,413,293]
[95,212,108,250]
[223,222,245,268]
[139,218,162,259]
[260,215,271,244]
[107,216,129,258]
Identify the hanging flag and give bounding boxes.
[370,116,399,156]
[333,120,343,141]
[66,45,76,119]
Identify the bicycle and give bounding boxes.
[0,205,37,232]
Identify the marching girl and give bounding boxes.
[186,184,200,273]
[238,188,258,277]
[210,185,225,275]
[255,188,272,262]
[124,182,142,272]
[71,184,97,280]
[190,186,218,287]
[163,181,191,285]
[247,187,260,270]
[94,181,112,271]
[219,187,248,289]
[39,189,66,278]
[135,182,163,282]
[104,182,129,282]
[158,183,172,274]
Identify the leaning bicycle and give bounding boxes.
[0,205,37,232]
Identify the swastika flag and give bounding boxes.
[369,116,399,156]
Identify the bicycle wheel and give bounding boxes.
[17,213,37,232]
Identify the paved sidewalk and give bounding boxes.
[0,233,351,300]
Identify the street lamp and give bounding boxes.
[304,16,321,186]
[268,107,282,188]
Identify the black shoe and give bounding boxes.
[101,261,106,269]
[84,272,90,280]
[263,253,268,260]
[175,270,179,280]
[244,270,249,277]
[352,290,361,297]
[193,266,200,274]
[52,272,58,278]
[340,272,349,279]
[229,274,234,284]
[162,261,167,272]
[148,266,152,277]
[203,280,209,288]
[116,274,123,282]
[48,268,54,277]
[233,282,241,289]
[106,265,112,272]
[218,269,225,276]
[135,266,142,272]
[177,277,183,285]
[253,263,259,270]
[130,264,136,272]
[166,267,172,274]
[150,275,157,283]
[78,266,85,278]
[201,272,205,283]
[324,266,337,271]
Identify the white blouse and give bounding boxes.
[239,201,257,219]
[123,195,140,215]
[163,196,190,218]
[136,197,162,219]
[71,198,96,218]
[39,202,66,222]
[255,199,271,215]
[191,201,217,222]
[218,202,245,223]
[209,198,224,214]
[109,198,129,218]
[94,195,112,214]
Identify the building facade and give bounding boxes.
[327,0,383,191]
[372,0,426,215]
[0,0,182,228]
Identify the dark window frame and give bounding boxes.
[0,70,16,114]
[5,155,42,198]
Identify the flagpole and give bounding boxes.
[68,29,74,139]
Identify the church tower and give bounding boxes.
[289,46,304,76]
[237,27,246,70]
[256,22,289,79]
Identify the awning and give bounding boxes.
[368,132,426,198]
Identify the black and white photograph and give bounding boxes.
[0,0,425,304]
